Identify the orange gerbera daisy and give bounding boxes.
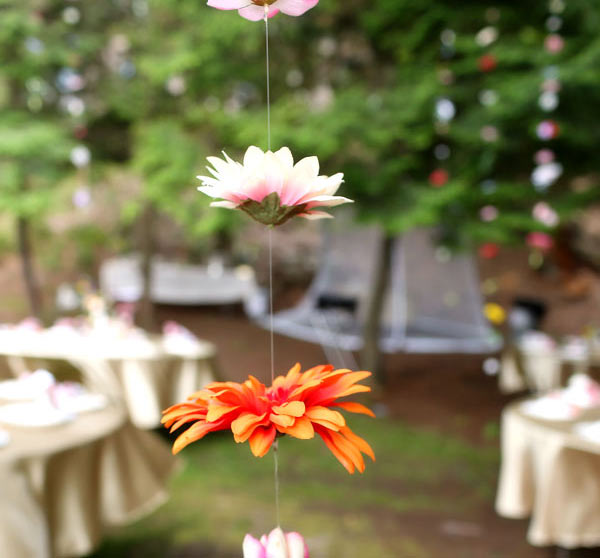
[161,363,376,474]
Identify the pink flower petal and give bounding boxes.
[286,532,309,558]
[238,4,276,20]
[243,534,267,558]
[275,0,318,16]
[266,528,288,558]
[207,0,248,9]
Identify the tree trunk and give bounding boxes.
[139,203,156,331]
[17,216,43,319]
[360,233,394,386]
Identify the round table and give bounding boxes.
[496,401,600,548]
[0,329,218,428]
[0,405,177,557]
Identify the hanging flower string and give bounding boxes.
[167,2,368,555]
[197,146,352,226]
[162,364,375,474]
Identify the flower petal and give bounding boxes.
[266,527,288,558]
[248,425,276,457]
[286,532,309,558]
[210,200,238,209]
[333,402,375,417]
[277,415,315,439]
[207,0,248,9]
[274,146,294,169]
[232,412,269,442]
[243,534,267,558]
[238,4,273,20]
[243,145,265,169]
[299,211,333,220]
[275,0,319,16]
[272,400,305,417]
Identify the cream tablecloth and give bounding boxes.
[0,330,218,428]
[499,345,598,394]
[0,405,176,557]
[496,401,600,548]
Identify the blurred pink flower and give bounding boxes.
[197,146,351,226]
[207,0,318,21]
[532,202,559,228]
[243,528,309,558]
[527,232,554,252]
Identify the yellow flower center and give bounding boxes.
[251,0,278,5]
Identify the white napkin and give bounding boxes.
[162,321,201,355]
[574,421,600,444]
[0,401,74,428]
[562,374,600,409]
[0,369,56,402]
[0,429,10,448]
[48,383,108,414]
[521,394,580,421]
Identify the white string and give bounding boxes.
[264,4,280,529]
[265,7,271,152]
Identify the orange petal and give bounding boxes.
[272,400,305,417]
[172,421,219,454]
[305,406,346,427]
[334,402,375,418]
[206,404,240,422]
[329,430,365,473]
[169,413,208,433]
[244,375,267,396]
[277,416,314,439]
[340,426,376,462]
[231,412,268,442]
[289,379,323,399]
[270,413,295,428]
[317,428,355,474]
[285,362,302,381]
[248,426,276,457]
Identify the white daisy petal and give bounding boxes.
[274,147,294,169]
[305,195,354,207]
[243,145,265,169]
[300,210,334,220]
[197,186,222,198]
[210,200,238,209]
[293,155,320,178]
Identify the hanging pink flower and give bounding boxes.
[207,0,318,21]
[197,146,352,226]
[243,528,309,558]
[527,232,553,252]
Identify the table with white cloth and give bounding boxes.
[496,401,600,548]
[0,404,177,557]
[0,329,218,428]
[500,343,600,395]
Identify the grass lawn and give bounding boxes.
[90,416,499,558]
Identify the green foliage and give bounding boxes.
[1,0,599,252]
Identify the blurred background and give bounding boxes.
[1,0,600,557]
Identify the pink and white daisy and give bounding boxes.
[207,0,319,21]
[243,527,309,558]
[197,146,352,226]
